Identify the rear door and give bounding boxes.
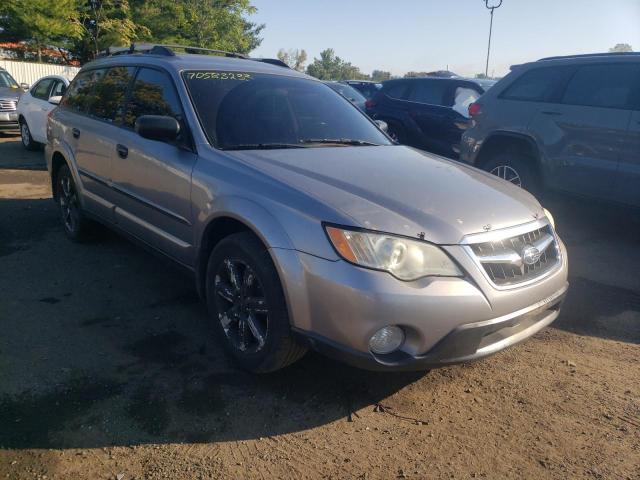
[612,70,640,207]
[110,67,197,264]
[532,63,636,199]
[404,79,458,155]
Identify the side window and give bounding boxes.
[124,68,183,129]
[51,80,67,98]
[407,81,448,106]
[501,66,573,103]
[561,64,640,109]
[452,87,480,117]
[61,69,107,113]
[88,66,135,123]
[32,79,54,100]
[384,82,409,99]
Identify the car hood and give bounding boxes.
[0,86,22,101]
[227,145,545,245]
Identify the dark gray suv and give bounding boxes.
[460,52,640,208]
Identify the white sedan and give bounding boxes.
[17,75,70,150]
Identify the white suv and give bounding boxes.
[17,75,69,150]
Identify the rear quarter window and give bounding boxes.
[500,66,574,103]
[383,81,409,99]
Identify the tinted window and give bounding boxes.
[501,66,573,102]
[124,68,183,128]
[62,69,107,113]
[407,80,449,105]
[51,80,67,97]
[561,64,640,109]
[89,67,135,122]
[32,79,54,100]
[384,81,409,99]
[183,71,391,149]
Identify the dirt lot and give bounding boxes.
[0,133,638,480]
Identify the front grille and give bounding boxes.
[0,100,17,111]
[468,224,560,286]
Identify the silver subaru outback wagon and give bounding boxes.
[45,45,568,373]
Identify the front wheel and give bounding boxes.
[205,232,306,373]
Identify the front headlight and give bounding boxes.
[325,226,462,281]
[543,208,555,229]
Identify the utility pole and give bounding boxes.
[484,0,503,78]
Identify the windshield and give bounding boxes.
[325,82,367,103]
[0,71,19,89]
[183,71,391,150]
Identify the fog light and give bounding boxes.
[369,326,405,354]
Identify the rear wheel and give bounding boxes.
[56,164,94,241]
[205,232,306,373]
[482,151,540,195]
[20,119,39,151]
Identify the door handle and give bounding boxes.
[116,144,128,159]
[541,111,562,116]
[72,128,80,138]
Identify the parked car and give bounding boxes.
[460,52,640,208]
[46,44,568,373]
[343,80,382,99]
[17,75,70,150]
[366,77,495,158]
[323,81,367,110]
[0,67,23,132]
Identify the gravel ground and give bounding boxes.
[0,133,638,479]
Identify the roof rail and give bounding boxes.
[98,43,248,59]
[538,51,639,61]
[97,44,290,69]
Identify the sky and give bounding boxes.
[249,0,640,78]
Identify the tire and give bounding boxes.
[20,119,39,151]
[205,232,306,373]
[482,151,541,195]
[55,164,94,242]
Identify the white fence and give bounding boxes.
[0,60,80,86]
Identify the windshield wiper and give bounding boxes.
[222,143,308,151]
[298,139,382,147]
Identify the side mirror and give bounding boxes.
[375,120,388,133]
[135,115,180,142]
[20,83,29,91]
[48,95,62,105]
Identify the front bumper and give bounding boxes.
[0,111,19,130]
[296,285,566,371]
[271,237,568,371]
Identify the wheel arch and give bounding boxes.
[195,199,295,300]
[476,131,542,171]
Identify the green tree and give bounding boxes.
[306,48,367,80]
[371,70,391,82]
[76,0,142,62]
[131,0,263,55]
[277,48,307,71]
[2,0,83,62]
[609,43,633,52]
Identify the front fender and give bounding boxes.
[195,195,295,251]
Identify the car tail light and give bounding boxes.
[468,102,482,117]
[365,99,377,109]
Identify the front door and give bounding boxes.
[110,67,198,265]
